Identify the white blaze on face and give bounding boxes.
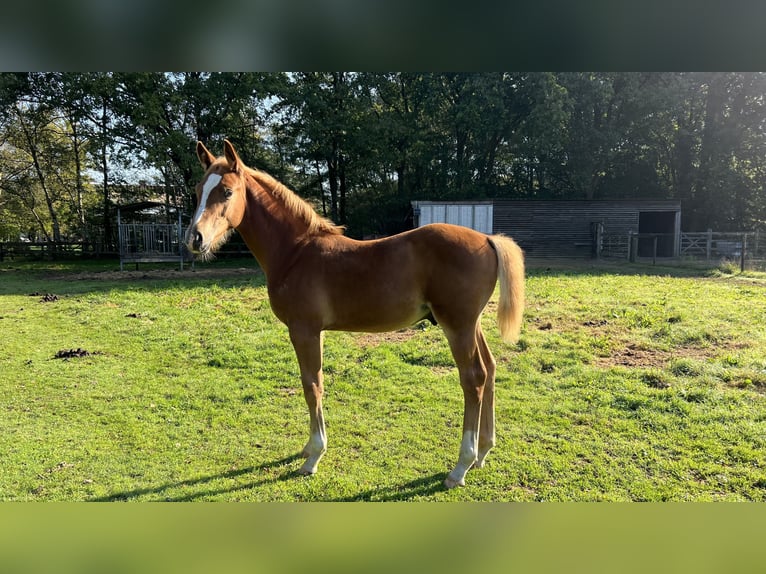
[192,173,222,228]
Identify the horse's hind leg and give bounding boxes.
[474,327,496,469]
[289,326,327,475]
[443,323,488,489]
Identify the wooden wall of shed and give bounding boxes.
[493,200,680,258]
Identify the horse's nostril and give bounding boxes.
[193,231,203,250]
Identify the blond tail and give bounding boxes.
[489,234,525,343]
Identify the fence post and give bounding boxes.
[591,221,604,259]
[118,209,124,271]
[629,231,638,262]
[741,233,747,273]
[178,211,185,271]
[706,228,712,260]
[653,235,658,265]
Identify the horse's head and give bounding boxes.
[185,139,247,259]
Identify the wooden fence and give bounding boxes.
[601,229,764,270]
[0,241,102,261]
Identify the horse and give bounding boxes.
[185,140,525,489]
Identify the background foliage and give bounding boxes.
[1,72,765,242]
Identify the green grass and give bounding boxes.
[1,258,765,501]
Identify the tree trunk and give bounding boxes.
[455,128,467,193]
[70,119,87,243]
[695,73,727,229]
[339,154,347,225]
[20,118,62,248]
[314,160,326,216]
[99,99,113,252]
[327,152,339,223]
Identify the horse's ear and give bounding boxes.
[223,139,241,173]
[196,141,216,170]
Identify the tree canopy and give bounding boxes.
[1,72,764,244]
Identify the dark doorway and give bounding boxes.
[638,211,676,257]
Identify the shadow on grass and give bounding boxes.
[323,473,447,502]
[525,257,718,279]
[91,454,448,502]
[91,453,303,502]
[0,259,265,297]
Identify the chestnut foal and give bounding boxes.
[186,140,524,488]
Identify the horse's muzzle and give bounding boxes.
[191,230,203,253]
[184,227,204,254]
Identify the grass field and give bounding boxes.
[1,257,765,501]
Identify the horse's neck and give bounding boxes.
[237,184,306,279]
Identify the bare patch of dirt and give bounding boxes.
[526,314,582,333]
[596,344,669,369]
[594,342,745,370]
[355,329,422,348]
[47,267,261,282]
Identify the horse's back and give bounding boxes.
[406,223,496,260]
[344,223,497,286]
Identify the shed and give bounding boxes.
[117,202,191,271]
[411,201,493,235]
[412,199,682,259]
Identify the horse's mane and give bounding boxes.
[245,166,344,236]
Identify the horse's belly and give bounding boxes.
[323,298,430,333]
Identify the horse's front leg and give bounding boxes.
[289,326,327,475]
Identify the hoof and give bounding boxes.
[444,475,465,489]
[298,464,317,476]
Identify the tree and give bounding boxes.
[113,73,277,216]
[279,72,360,224]
[2,72,766,244]
[4,103,77,244]
[690,72,766,229]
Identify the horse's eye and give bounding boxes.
[224,188,234,199]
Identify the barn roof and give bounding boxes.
[117,201,179,213]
